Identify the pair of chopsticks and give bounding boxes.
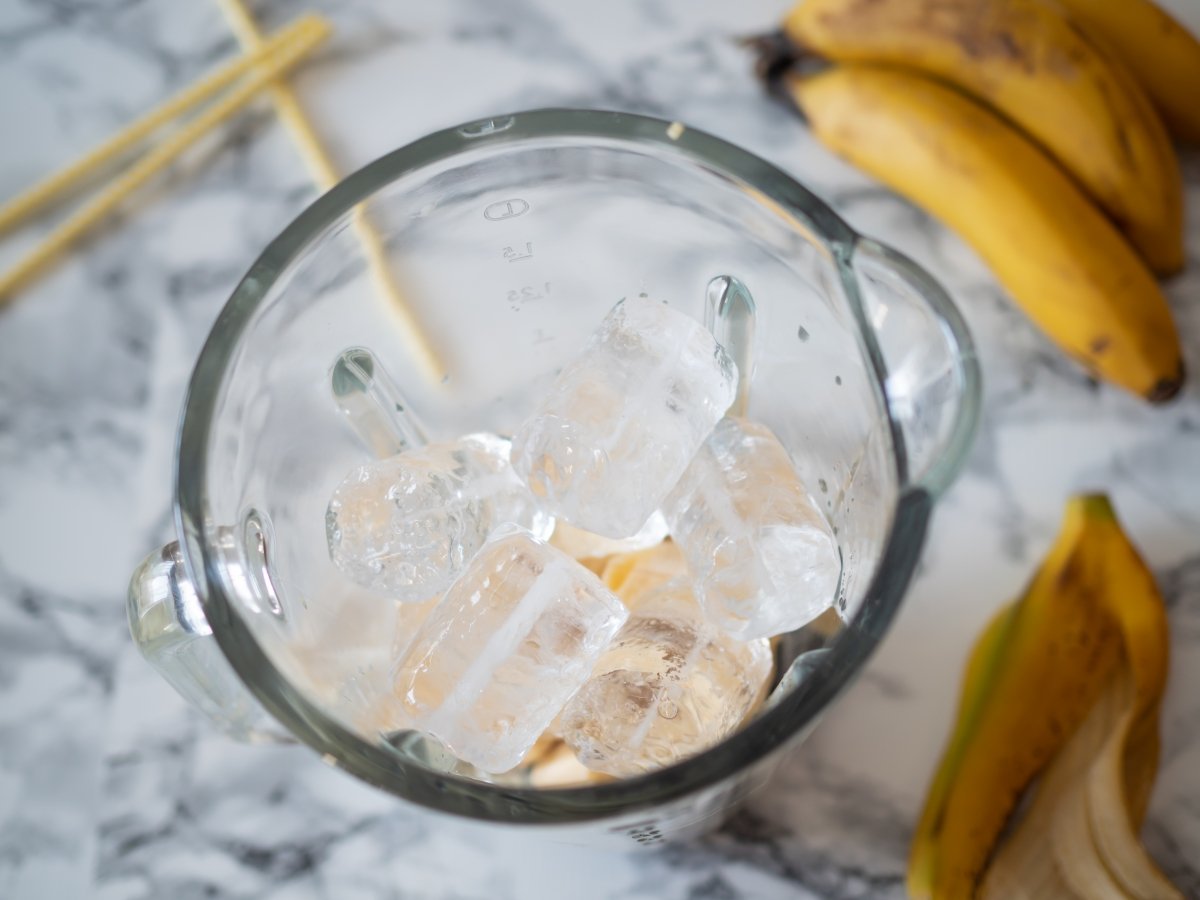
[0,14,328,303]
[1,0,442,381]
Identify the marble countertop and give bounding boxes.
[2,1,1198,897]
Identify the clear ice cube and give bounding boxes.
[282,590,436,736]
[664,417,841,640]
[511,297,737,539]
[559,579,773,777]
[392,528,628,773]
[326,433,551,601]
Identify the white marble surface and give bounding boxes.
[1,0,1199,897]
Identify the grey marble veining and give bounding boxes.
[1,0,1198,897]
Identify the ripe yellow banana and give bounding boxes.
[1055,0,1200,146]
[786,65,1185,403]
[907,495,1126,899]
[782,0,1184,275]
[600,540,687,605]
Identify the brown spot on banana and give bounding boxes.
[1055,551,1084,589]
[1146,362,1185,405]
[994,31,1023,64]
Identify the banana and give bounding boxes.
[786,65,1185,403]
[549,522,671,574]
[599,540,687,606]
[1054,0,1200,146]
[907,495,1125,900]
[782,0,1184,275]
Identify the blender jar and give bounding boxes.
[128,109,980,847]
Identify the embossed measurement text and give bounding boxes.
[507,282,551,303]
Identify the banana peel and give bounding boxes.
[908,494,1176,899]
[979,672,1134,899]
[908,495,1125,897]
[980,668,1179,899]
[981,500,1178,899]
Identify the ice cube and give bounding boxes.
[559,579,773,777]
[280,589,420,736]
[511,297,737,538]
[664,417,841,640]
[344,594,446,735]
[392,528,628,773]
[326,433,551,601]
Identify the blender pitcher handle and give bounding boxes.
[851,239,981,497]
[127,542,291,743]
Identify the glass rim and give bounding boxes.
[175,108,975,823]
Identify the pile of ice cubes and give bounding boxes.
[323,296,841,777]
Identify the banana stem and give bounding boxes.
[742,31,825,118]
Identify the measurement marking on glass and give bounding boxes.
[507,282,551,304]
[483,198,530,220]
[502,242,533,262]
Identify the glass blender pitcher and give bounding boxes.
[127,109,980,848]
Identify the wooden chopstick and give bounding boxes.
[216,0,445,384]
[217,0,340,191]
[0,14,327,239]
[0,16,331,306]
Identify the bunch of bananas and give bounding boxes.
[758,0,1200,403]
